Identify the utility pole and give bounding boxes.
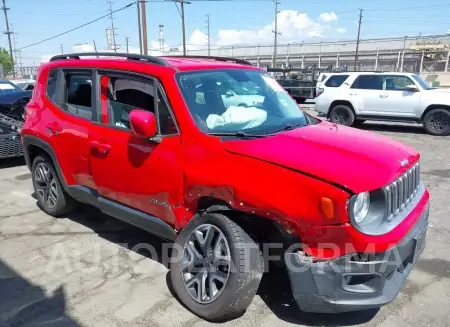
[159,25,164,53]
[93,40,98,56]
[126,37,130,53]
[272,0,281,68]
[206,14,211,56]
[60,44,64,55]
[354,8,363,70]
[141,0,148,55]
[2,0,15,78]
[181,0,187,56]
[108,1,118,52]
[136,0,143,54]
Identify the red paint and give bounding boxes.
[22,57,430,260]
[129,110,157,137]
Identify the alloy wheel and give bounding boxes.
[34,162,58,208]
[181,224,231,304]
[331,110,348,125]
[429,113,449,132]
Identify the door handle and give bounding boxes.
[349,93,358,96]
[380,94,389,98]
[45,122,62,135]
[90,141,112,154]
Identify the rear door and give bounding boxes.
[39,68,96,188]
[349,75,383,114]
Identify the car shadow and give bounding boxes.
[358,123,426,135]
[257,263,379,326]
[58,205,378,325]
[0,157,26,169]
[0,259,81,326]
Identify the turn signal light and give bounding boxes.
[320,197,334,219]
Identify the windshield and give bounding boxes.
[412,74,432,90]
[0,81,21,94]
[176,69,308,135]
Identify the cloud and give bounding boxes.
[319,12,338,22]
[337,27,346,34]
[187,10,341,47]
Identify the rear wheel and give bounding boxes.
[31,155,75,217]
[423,109,450,136]
[170,212,264,321]
[329,104,355,127]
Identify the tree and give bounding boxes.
[0,47,13,75]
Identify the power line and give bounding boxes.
[17,2,133,50]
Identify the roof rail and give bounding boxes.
[164,55,253,66]
[49,52,170,66]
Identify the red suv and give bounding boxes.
[21,53,429,320]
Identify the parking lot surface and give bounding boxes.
[1,119,449,327]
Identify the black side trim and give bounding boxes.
[67,185,100,207]
[357,115,420,123]
[21,135,69,192]
[98,197,177,242]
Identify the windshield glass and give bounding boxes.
[412,74,431,90]
[176,69,308,135]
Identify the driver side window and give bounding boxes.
[101,74,178,135]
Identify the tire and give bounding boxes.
[31,154,75,217]
[170,212,264,322]
[423,109,450,136]
[329,104,355,126]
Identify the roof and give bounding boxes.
[48,53,261,72]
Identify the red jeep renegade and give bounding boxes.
[21,53,429,321]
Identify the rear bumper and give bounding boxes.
[285,202,429,313]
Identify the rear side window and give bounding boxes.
[61,72,93,120]
[351,75,382,90]
[325,75,349,87]
[47,70,57,101]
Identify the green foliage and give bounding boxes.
[0,48,13,74]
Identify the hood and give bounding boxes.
[223,122,419,193]
[0,90,32,104]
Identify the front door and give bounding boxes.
[377,75,420,118]
[88,72,183,226]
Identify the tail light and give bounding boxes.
[316,88,324,97]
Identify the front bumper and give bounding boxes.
[285,202,429,313]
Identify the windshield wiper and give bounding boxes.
[269,123,306,134]
[207,132,267,138]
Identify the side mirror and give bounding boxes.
[405,85,419,92]
[129,109,159,141]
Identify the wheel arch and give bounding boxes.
[22,135,69,192]
[421,105,450,121]
[194,196,300,248]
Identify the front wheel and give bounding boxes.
[329,105,355,126]
[423,109,450,136]
[170,212,264,322]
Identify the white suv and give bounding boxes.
[315,72,450,136]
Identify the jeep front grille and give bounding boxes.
[385,162,420,220]
[0,134,24,158]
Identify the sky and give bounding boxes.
[2,0,450,65]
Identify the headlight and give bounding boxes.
[353,192,370,223]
